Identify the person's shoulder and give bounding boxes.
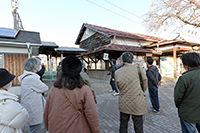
[2,99,24,112]
[78,85,91,94]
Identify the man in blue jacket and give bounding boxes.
[146,57,161,113]
[174,52,200,133]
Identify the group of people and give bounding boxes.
[0,55,100,133]
[0,51,200,133]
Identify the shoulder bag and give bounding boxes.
[60,89,85,117]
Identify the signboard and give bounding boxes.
[103,53,109,60]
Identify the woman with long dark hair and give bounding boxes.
[44,55,100,133]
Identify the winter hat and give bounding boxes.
[62,55,82,77]
[0,68,15,88]
[112,59,116,64]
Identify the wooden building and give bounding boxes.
[144,39,200,79]
[0,28,41,85]
[75,23,200,80]
[75,23,163,80]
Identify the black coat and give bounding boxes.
[37,65,45,82]
[146,65,161,88]
[108,59,117,79]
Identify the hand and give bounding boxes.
[157,81,161,87]
[112,78,115,81]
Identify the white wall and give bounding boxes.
[111,37,152,46]
[0,46,28,54]
[80,28,96,42]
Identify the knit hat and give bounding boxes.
[62,55,82,77]
[0,68,15,88]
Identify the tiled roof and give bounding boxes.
[80,44,152,56]
[55,47,86,52]
[41,41,59,47]
[84,23,163,41]
[0,30,41,44]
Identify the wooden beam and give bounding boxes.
[81,56,89,64]
[88,55,98,63]
[95,54,97,70]
[173,44,177,80]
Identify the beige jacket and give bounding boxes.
[44,85,100,133]
[115,63,148,115]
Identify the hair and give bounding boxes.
[146,57,154,65]
[59,61,62,66]
[121,52,133,63]
[35,57,41,60]
[24,57,41,72]
[181,52,200,67]
[54,73,85,90]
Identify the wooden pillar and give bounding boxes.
[173,44,177,80]
[95,54,97,70]
[61,51,63,60]
[87,57,90,69]
[105,60,109,70]
[46,54,49,71]
[55,55,58,67]
[158,56,161,68]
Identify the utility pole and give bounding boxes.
[11,0,24,31]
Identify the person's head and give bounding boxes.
[146,57,154,67]
[24,57,41,72]
[121,52,133,63]
[35,57,41,61]
[181,52,200,70]
[0,68,15,90]
[112,59,116,65]
[54,55,84,90]
[59,61,62,66]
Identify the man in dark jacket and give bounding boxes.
[35,57,45,82]
[146,57,161,113]
[174,52,200,133]
[37,63,45,82]
[56,61,62,78]
[108,59,119,96]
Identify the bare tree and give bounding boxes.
[144,0,200,32]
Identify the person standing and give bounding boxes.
[80,61,91,87]
[18,57,48,133]
[146,57,162,113]
[35,57,46,82]
[174,52,200,133]
[56,61,62,78]
[115,52,148,133]
[37,63,45,82]
[44,55,100,133]
[80,60,97,104]
[108,59,119,96]
[0,68,29,133]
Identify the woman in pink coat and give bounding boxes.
[44,55,100,133]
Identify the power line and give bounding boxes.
[104,0,144,20]
[86,0,140,24]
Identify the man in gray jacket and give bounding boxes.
[115,52,148,133]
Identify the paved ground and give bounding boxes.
[23,77,182,133]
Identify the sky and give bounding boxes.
[0,0,155,47]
